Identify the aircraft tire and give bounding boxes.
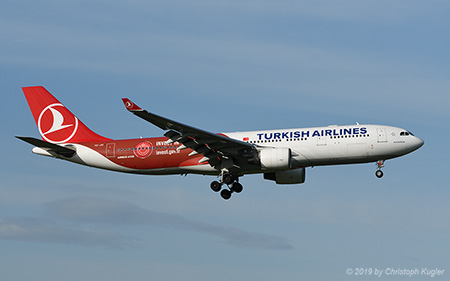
[220,189,232,200]
[231,182,243,193]
[210,181,221,192]
[223,174,234,185]
[376,170,384,178]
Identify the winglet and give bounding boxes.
[122,98,143,111]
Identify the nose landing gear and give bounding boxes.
[375,160,385,178]
[375,170,384,178]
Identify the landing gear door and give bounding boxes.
[377,128,387,143]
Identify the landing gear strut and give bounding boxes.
[210,171,243,200]
[375,160,385,178]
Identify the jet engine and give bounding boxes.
[264,168,306,184]
[259,147,291,170]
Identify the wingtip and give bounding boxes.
[122,98,143,111]
[21,86,44,90]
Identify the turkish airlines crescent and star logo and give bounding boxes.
[38,103,79,143]
[125,100,134,108]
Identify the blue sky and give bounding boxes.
[1,0,449,280]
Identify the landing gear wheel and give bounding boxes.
[231,182,243,193]
[210,181,221,192]
[220,189,232,200]
[223,174,234,185]
[376,170,384,178]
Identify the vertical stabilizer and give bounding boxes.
[22,86,111,143]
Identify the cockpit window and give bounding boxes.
[400,131,414,136]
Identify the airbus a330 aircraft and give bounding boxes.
[17,86,424,200]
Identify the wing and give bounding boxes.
[16,136,76,157]
[122,98,258,170]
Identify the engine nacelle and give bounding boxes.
[264,168,306,184]
[259,147,291,170]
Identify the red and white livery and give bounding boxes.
[17,86,424,200]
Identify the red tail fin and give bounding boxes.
[22,86,111,143]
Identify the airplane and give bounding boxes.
[17,86,424,200]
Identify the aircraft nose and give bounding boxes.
[412,136,424,150]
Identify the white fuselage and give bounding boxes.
[51,124,424,176]
[226,124,423,168]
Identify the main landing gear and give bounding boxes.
[210,173,243,200]
[375,160,385,178]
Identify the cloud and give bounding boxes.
[0,217,137,248]
[44,197,293,250]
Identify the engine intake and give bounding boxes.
[259,147,291,170]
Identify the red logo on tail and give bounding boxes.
[38,103,79,143]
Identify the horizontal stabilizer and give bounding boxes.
[16,136,76,157]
